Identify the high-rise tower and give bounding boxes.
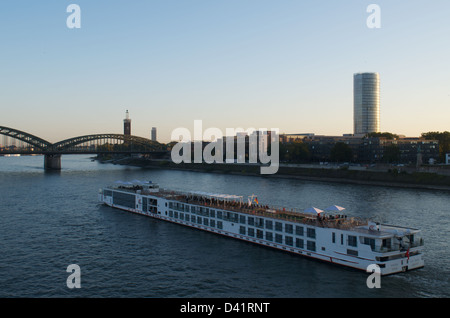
[353,72,380,135]
[151,127,157,142]
[123,110,131,136]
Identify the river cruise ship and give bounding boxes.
[99,180,424,275]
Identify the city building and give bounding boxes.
[151,127,157,142]
[354,72,380,135]
[446,153,450,165]
[279,133,439,164]
[279,133,315,143]
[123,110,131,136]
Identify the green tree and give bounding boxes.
[280,141,311,162]
[330,142,353,162]
[366,132,399,140]
[383,144,400,163]
[421,131,450,162]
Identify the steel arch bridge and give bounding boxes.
[0,126,53,150]
[0,125,168,169]
[52,133,165,152]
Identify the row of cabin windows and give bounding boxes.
[168,210,224,229]
[155,201,372,251]
[239,225,316,251]
[167,202,315,237]
[166,210,317,251]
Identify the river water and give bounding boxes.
[0,155,448,298]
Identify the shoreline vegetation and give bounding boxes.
[96,156,450,192]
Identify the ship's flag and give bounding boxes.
[254,197,259,204]
[406,248,410,260]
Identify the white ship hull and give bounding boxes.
[99,183,424,276]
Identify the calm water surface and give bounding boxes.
[0,155,449,298]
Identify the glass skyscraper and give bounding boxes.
[353,72,380,135]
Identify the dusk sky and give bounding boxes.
[1,0,449,143]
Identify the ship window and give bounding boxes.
[307,228,316,239]
[275,222,283,232]
[285,224,293,234]
[285,236,293,246]
[174,212,179,219]
[256,218,264,228]
[240,226,246,235]
[348,235,357,247]
[332,232,336,243]
[142,198,147,212]
[248,228,255,237]
[382,238,391,249]
[209,209,215,218]
[256,229,264,239]
[266,232,273,241]
[217,221,223,229]
[347,249,358,256]
[296,238,304,248]
[248,217,255,226]
[295,226,304,236]
[179,213,184,220]
[103,190,113,197]
[275,234,283,243]
[265,220,273,230]
[203,218,209,226]
[112,191,135,209]
[239,215,246,224]
[217,211,223,219]
[307,241,316,251]
[363,237,375,250]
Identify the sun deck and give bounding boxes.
[109,184,367,230]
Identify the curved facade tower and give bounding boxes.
[353,72,380,135]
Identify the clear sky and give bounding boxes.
[1,0,449,143]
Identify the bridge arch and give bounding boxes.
[52,134,165,152]
[0,126,52,150]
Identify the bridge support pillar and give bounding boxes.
[44,154,61,170]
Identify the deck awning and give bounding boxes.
[304,207,324,214]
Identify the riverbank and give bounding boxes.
[97,156,450,191]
